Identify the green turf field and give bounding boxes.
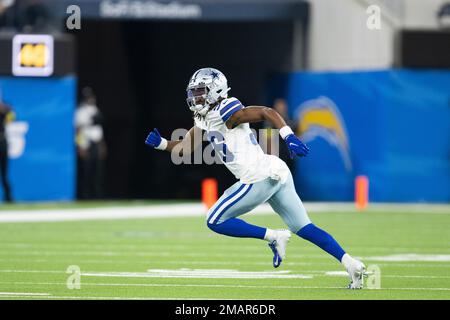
[0,203,449,300]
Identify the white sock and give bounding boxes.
[341,253,354,270]
[264,228,276,242]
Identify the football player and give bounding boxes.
[145,68,366,289]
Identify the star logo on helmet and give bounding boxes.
[210,71,219,79]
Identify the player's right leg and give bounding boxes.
[206,178,291,267]
[206,179,274,239]
[268,173,366,288]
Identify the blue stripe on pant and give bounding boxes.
[206,173,311,233]
[207,183,253,225]
[206,183,267,239]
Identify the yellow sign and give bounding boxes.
[12,34,54,77]
[19,43,49,68]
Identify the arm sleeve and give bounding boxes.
[219,98,244,122]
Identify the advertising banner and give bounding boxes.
[274,70,450,202]
[0,76,76,202]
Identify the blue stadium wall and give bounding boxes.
[271,69,450,203]
[0,76,76,202]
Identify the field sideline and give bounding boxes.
[0,201,449,300]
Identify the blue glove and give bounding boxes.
[284,134,310,158]
[145,128,162,148]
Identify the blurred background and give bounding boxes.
[0,0,449,204]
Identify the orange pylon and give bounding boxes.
[202,178,218,210]
[355,175,369,211]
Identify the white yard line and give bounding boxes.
[0,295,223,300]
[0,203,209,223]
[0,202,448,223]
[1,242,449,253]
[1,257,450,268]
[323,271,450,279]
[4,281,450,289]
[82,269,314,279]
[0,292,50,296]
[0,258,324,266]
[0,269,64,274]
[1,282,450,294]
[3,281,318,289]
[364,254,450,262]
[1,268,450,280]
[0,250,327,259]
[305,203,450,214]
[4,249,450,262]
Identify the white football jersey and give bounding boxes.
[194,97,289,184]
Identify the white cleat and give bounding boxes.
[274,229,291,259]
[268,229,291,268]
[346,259,367,289]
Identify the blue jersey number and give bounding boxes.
[207,131,235,163]
[249,132,258,145]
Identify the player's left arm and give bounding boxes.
[226,106,310,158]
[226,106,286,130]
